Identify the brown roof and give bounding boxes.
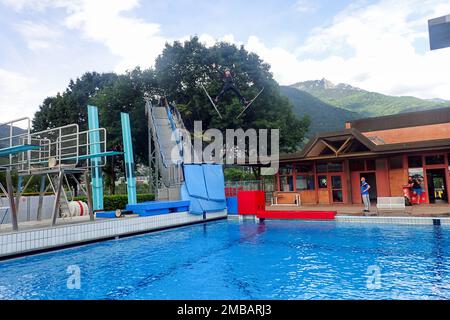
[280,107,450,162]
[350,107,450,132]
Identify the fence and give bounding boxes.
[225,179,275,204]
[0,195,55,224]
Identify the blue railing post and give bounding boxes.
[87,105,104,210]
[121,112,137,205]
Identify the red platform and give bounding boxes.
[256,210,336,220]
[237,190,266,215]
[237,190,336,220]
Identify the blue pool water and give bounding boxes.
[0,220,449,300]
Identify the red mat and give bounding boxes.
[256,210,336,220]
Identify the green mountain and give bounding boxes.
[280,86,360,138]
[290,78,450,116]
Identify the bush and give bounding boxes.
[73,193,155,211]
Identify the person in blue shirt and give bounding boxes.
[360,177,371,213]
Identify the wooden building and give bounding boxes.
[277,107,450,205]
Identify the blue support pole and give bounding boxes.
[87,105,104,210]
[17,176,23,192]
[121,112,137,205]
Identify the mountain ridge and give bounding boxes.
[280,86,360,138]
[289,78,450,116]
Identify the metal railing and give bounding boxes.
[225,179,275,203]
[147,101,185,188]
[1,117,109,174]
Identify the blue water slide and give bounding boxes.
[166,105,183,159]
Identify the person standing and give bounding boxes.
[360,177,371,213]
[412,176,423,205]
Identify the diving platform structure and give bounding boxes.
[0,106,127,231]
[1,98,227,233]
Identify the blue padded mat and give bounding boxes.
[184,164,209,199]
[203,164,226,201]
[181,183,203,215]
[182,164,226,214]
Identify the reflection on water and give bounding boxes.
[0,220,449,300]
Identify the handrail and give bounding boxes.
[147,102,169,169]
[146,100,188,187]
[166,104,183,161]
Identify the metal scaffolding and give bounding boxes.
[0,115,120,231]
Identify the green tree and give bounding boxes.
[29,37,309,195]
[155,36,309,152]
[90,68,158,194]
[32,72,118,131]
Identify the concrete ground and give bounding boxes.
[0,215,93,234]
[2,203,450,234]
[265,203,450,217]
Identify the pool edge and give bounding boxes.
[0,211,227,261]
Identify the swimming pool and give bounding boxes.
[0,220,449,300]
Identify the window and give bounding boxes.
[280,176,293,191]
[316,162,343,173]
[279,165,293,175]
[296,164,313,174]
[389,156,403,169]
[332,190,343,202]
[328,162,343,172]
[331,176,343,203]
[316,163,328,173]
[408,156,423,168]
[425,155,445,165]
[296,175,315,191]
[366,159,376,171]
[350,159,365,171]
[318,175,327,188]
[331,176,342,189]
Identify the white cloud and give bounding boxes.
[246,0,450,100]
[196,33,241,47]
[3,0,450,104]
[292,0,319,13]
[4,0,168,72]
[0,0,56,11]
[0,69,42,122]
[61,0,167,72]
[15,20,62,50]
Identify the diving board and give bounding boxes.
[0,145,41,157]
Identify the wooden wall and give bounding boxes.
[318,189,329,204]
[375,158,390,197]
[299,190,317,204]
[351,171,362,204]
[389,168,407,196]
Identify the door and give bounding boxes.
[317,175,329,204]
[331,174,344,203]
[426,169,448,203]
[360,172,377,201]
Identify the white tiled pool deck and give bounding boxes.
[0,210,227,259]
[336,215,450,225]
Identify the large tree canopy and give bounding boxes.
[155,37,309,152]
[30,37,309,192]
[33,72,118,131]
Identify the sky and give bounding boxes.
[1,0,450,121]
